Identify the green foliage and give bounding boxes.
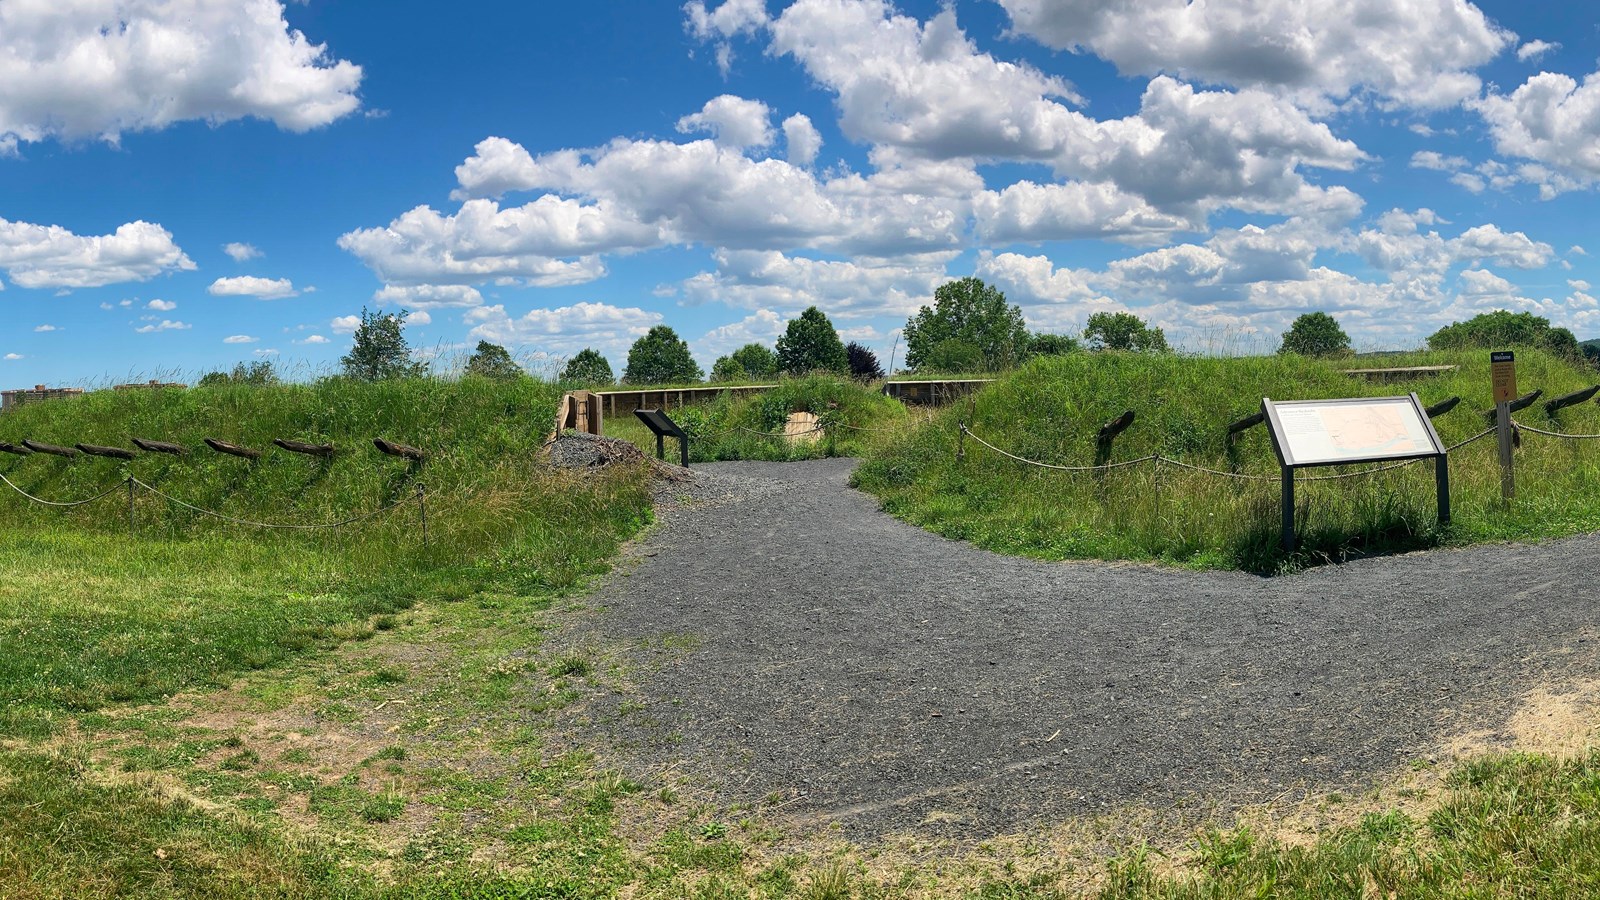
[1028,333,1080,356]
[856,348,1600,572]
[1097,749,1600,898]
[1427,309,1580,358]
[711,343,779,382]
[846,342,884,381]
[904,277,1030,372]
[776,306,849,376]
[463,341,523,380]
[1083,311,1170,353]
[623,326,702,384]
[1278,312,1352,358]
[340,308,428,381]
[197,361,280,388]
[560,348,615,386]
[607,375,908,464]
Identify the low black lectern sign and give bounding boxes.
[634,409,689,468]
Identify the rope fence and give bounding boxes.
[0,473,428,543]
[1511,420,1600,441]
[958,424,1500,483]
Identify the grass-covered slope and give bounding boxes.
[0,377,653,717]
[855,349,1600,572]
[605,374,913,462]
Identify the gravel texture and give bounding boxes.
[574,457,1600,840]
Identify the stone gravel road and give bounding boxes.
[572,458,1600,839]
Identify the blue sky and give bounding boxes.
[2,0,1598,385]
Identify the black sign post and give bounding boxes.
[633,408,689,468]
[1262,393,1449,552]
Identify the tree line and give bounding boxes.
[199,289,1599,389]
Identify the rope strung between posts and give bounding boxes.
[0,471,127,508]
[960,423,1501,482]
[959,425,1158,472]
[1510,420,1600,441]
[130,477,421,530]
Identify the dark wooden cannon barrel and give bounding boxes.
[373,438,425,461]
[273,438,336,457]
[77,443,137,460]
[22,440,78,458]
[204,437,263,460]
[133,438,189,455]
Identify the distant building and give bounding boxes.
[113,379,188,392]
[0,384,85,413]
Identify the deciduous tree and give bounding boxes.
[623,326,702,384]
[903,277,1030,372]
[341,308,427,380]
[776,306,848,376]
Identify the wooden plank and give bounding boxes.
[373,438,426,461]
[22,439,78,458]
[1544,385,1600,415]
[204,437,263,460]
[1227,411,1266,436]
[132,438,189,455]
[77,443,137,460]
[1097,410,1136,442]
[0,442,34,456]
[273,438,336,457]
[1483,389,1542,425]
[1424,396,1461,418]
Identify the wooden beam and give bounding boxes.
[373,438,425,461]
[77,443,136,460]
[204,437,262,460]
[1226,411,1266,440]
[1425,396,1461,418]
[132,438,188,455]
[1097,410,1136,443]
[0,441,33,456]
[1484,389,1542,425]
[22,439,78,459]
[273,438,335,457]
[1544,385,1600,415]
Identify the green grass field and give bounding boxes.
[854,348,1600,572]
[1,369,1599,897]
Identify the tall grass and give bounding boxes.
[604,374,912,463]
[854,349,1600,572]
[0,377,654,721]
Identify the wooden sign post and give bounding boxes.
[1491,351,1516,501]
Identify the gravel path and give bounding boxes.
[574,458,1600,840]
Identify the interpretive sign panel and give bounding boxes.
[1491,351,1517,404]
[1263,394,1445,468]
[1262,393,1450,551]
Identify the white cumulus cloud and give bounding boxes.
[147,299,177,311]
[993,0,1511,109]
[0,0,362,151]
[0,218,192,289]
[135,319,190,333]
[208,276,299,299]
[223,335,259,344]
[677,95,774,150]
[223,242,262,262]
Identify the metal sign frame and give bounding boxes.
[633,408,689,468]
[1261,393,1450,551]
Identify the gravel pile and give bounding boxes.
[568,458,1600,841]
[547,431,691,482]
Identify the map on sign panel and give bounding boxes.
[1271,398,1438,466]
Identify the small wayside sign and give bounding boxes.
[1491,351,1517,404]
